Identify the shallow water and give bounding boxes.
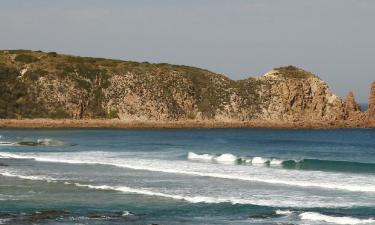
[0,128,375,224]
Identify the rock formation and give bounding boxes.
[344,91,361,119]
[0,50,371,127]
[255,67,345,122]
[368,82,375,122]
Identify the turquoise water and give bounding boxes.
[0,128,375,225]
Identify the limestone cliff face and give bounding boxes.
[0,50,368,125]
[368,82,375,122]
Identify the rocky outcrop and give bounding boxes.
[368,82,375,122]
[255,67,345,122]
[0,50,371,127]
[344,91,361,119]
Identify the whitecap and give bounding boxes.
[3,152,375,193]
[270,159,283,166]
[187,152,214,162]
[121,211,134,217]
[242,157,253,164]
[0,170,57,182]
[36,138,65,147]
[0,142,15,146]
[0,152,32,159]
[0,218,12,224]
[252,157,269,165]
[214,153,238,164]
[73,183,272,205]
[275,209,294,216]
[300,212,375,225]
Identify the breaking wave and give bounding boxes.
[0,170,58,183]
[187,152,375,173]
[299,212,375,225]
[74,183,247,204]
[274,210,375,225]
[1,167,375,208]
[0,170,311,206]
[1,151,375,193]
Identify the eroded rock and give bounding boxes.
[344,91,361,119]
[368,82,375,122]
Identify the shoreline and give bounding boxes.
[0,119,373,129]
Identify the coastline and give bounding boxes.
[0,119,373,129]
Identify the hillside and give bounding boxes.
[0,50,373,127]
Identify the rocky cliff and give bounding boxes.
[368,82,375,123]
[0,50,372,126]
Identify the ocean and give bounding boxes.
[360,103,369,112]
[0,128,375,225]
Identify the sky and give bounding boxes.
[0,0,374,102]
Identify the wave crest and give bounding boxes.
[300,212,375,225]
[2,152,375,193]
[187,152,375,174]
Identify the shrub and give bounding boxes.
[107,109,119,119]
[47,52,58,57]
[274,65,316,79]
[51,108,71,118]
[0,65,20,80]
[76,79,91,90]
[25,69,48,81]
[14,54,39,63]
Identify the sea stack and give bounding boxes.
[344,91,360,119]
[368,82,375,122]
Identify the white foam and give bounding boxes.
[0,218,12,224]
[187,152,214,162]
[0,171,57,182]
[214,153,238,164]
[188,152,284,167]
[1,166,374,208]
[0,152,32,159]
[252,157,269,164]
[74,183,219,203]
[121,211,134,217]
[36,138,65,146]
[275,209,293,216]
[0,171,306,206]
[243,157,253,164]
[0,138,65,147]
[188,152,239,164]
[300,212,375,225]
[270,159,283,166]
[0,142,15,146]
[4,152,375,193]
[73,183,280,205]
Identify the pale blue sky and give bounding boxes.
[1,0,374,102]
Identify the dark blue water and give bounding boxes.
[0,128,375,224]
[360,103,369,112]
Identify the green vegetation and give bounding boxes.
[47,52,58,57]
[0,50,295,120]
[14,54,39,63]
[0,64,19,80]
[0,64,49,118]
[107,109,119,119]
[274,65,318,79]
[175,66,233,118]
[24,69,48,81]
[236,78,262,116]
